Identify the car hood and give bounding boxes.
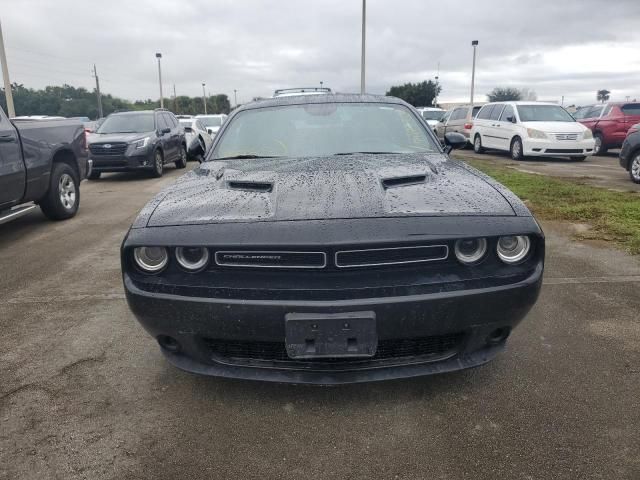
[89,132,152,143]
[520,121,587,133]
[146,154,516,227]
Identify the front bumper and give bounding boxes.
[123,264,543,384]
[90,150,155,173]
[523,138,595,157]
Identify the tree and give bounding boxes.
[386,80,441,107]
[597,89,611,103]
[487,87,522,102]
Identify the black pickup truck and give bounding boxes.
[0,107,88,225]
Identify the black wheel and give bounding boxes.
[87,170,101,180]
[151,149,164,177]
[593,133,607,155]
[630,152,640,184]
[510,137,524,160]
[473,134,484,154]
[39,162,80,220]
[175,144,187,169]
[571,156,586,162]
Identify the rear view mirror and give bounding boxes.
[443,132,467,154]
[161,127,171,134]
[506,116,516,123]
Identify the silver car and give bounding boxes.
[178,118,213,160]
[195,114,228,137]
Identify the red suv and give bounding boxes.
[577,102,640,155]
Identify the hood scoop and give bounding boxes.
[381,174,427,190]
[227,180,273,193]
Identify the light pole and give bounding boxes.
[320,81,323,89]
[469,40,478,112]
[202,82,207,115]
[0,20,16,117]
[360,0,366,94]
[234,89,237,108]
[155,53,163,109]
[434,61,440,107]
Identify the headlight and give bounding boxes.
[133,246,168,273]
[497,236,531,264]
[131,137,150,149]
[583,129,593,140]
[175,247,209,271]
[454,238,487,265]
[526,128,547,139]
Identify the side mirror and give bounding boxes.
[443,132,467,153]
[161,127,171,134]
[506,116,516,123]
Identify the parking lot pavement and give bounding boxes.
[1,166,639,480]
[453,149,640,193]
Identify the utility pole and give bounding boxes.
[173,84,177,113]
[470,40,479,112]
[234,89,237,108]
[155,52,163,108]
[202,82,207,115]
[561,95,564,107]
[0,20,16,117]
[92,64,103,118]
[434,61,440,106]
[360,0,366,94]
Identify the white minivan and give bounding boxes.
[470,102,595,160]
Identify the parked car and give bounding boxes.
[195,114,228,137]
[87,109,187,179]
[178,117,213,160]
[619,123,640,183]
[0,107,88,224]
[578,102,640,155]
[121,94,544,384]
[435,105,482,144]
[416,107,444,129]
[272,87,332,98]
[471,102,595,161]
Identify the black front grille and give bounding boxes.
[204,333,464,370]
[544,148,583,154]
[89,143,128,156]
[336,245,448,268]
[214,250,326,269]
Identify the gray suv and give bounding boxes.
[87,109,187,179]
[435,105,482,144]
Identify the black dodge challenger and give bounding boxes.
[122,94,544,384]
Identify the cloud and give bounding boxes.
[2,0,640,106]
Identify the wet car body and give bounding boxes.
[122,94,544,384]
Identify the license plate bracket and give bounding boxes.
[285,311,377,359]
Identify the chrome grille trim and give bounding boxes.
[553,133,579,141]
[335,245,449,268]
[214,251,327,269]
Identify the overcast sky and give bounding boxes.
[3,0,640,106]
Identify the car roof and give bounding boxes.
[233,93,410,114]
[417,107,443,111]
[484,101,560,106]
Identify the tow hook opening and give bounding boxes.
[157,335,181,353]
[487,327,511,345]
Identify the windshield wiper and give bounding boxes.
[215,154,282,160]
[333,151,403,155]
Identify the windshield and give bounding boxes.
[199,116,223,127]
[97,114,155,134]
[517,105,575,122]
[421,110,443,120]
[212,103,439,159]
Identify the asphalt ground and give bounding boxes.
[1,162,639,479]
[453,148,640,193]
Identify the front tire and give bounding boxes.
[630,152,640,184]
[151,149,164,178]
[593,133,607,155]
[510,137,524,160]
[175,144,187,169]
[473,135,484,154]
[40,163,80,220]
